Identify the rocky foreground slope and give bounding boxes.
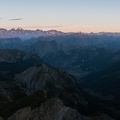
[14,64,88,111]
[9,64,119,119]
[7,98,91,120]
[0,49,118,120]
[1,98,114,120]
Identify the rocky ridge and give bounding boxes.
[0,48,119,120]
[6,98,114,120]
[15,64,88,110]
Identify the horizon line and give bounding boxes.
[0,27,120,34]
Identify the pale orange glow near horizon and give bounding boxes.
[1,0,120,33]
[2,25,120,33]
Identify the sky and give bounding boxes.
[0,0,120,32]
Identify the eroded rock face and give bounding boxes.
[91,113,115,120]
[15,64,88,111]
[15,64,76,95]
[0,117,3,120]
[8,107,31,120]
[7,98,90,120]
[7,98,114,120]
[28,98,90,120]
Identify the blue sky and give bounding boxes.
[0,0,120,32]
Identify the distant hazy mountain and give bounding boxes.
[20,39,120,79]
[1,36,120,79]
[43,33,120,50]
[1,28,120,49]
[0,37,22,49]
[0,28,65,40]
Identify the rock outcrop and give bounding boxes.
[15,64,77,95]
[7,98,114,120]
[15,64,88,112]
[8,107,31,120]
[92,114,115,120]
[0,117,3,120]
[7,98,89,120]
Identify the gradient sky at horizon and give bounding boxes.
[0,0,120,32]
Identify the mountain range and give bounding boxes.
[18,39,120,79]
[0,49,118,120]
[0,32,120,119]
[0,28,65,40]
[1,28,120,49]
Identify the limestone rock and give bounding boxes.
[7,98,90,120]
[8,107,31,120]
[91,113,115,120]
[7,98,114,120]
[0,117,3,120]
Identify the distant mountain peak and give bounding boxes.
[0,28,65,40]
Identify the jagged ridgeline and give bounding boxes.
[0,36,120,119]
[0,49,118,120]
[0,49,44,81]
